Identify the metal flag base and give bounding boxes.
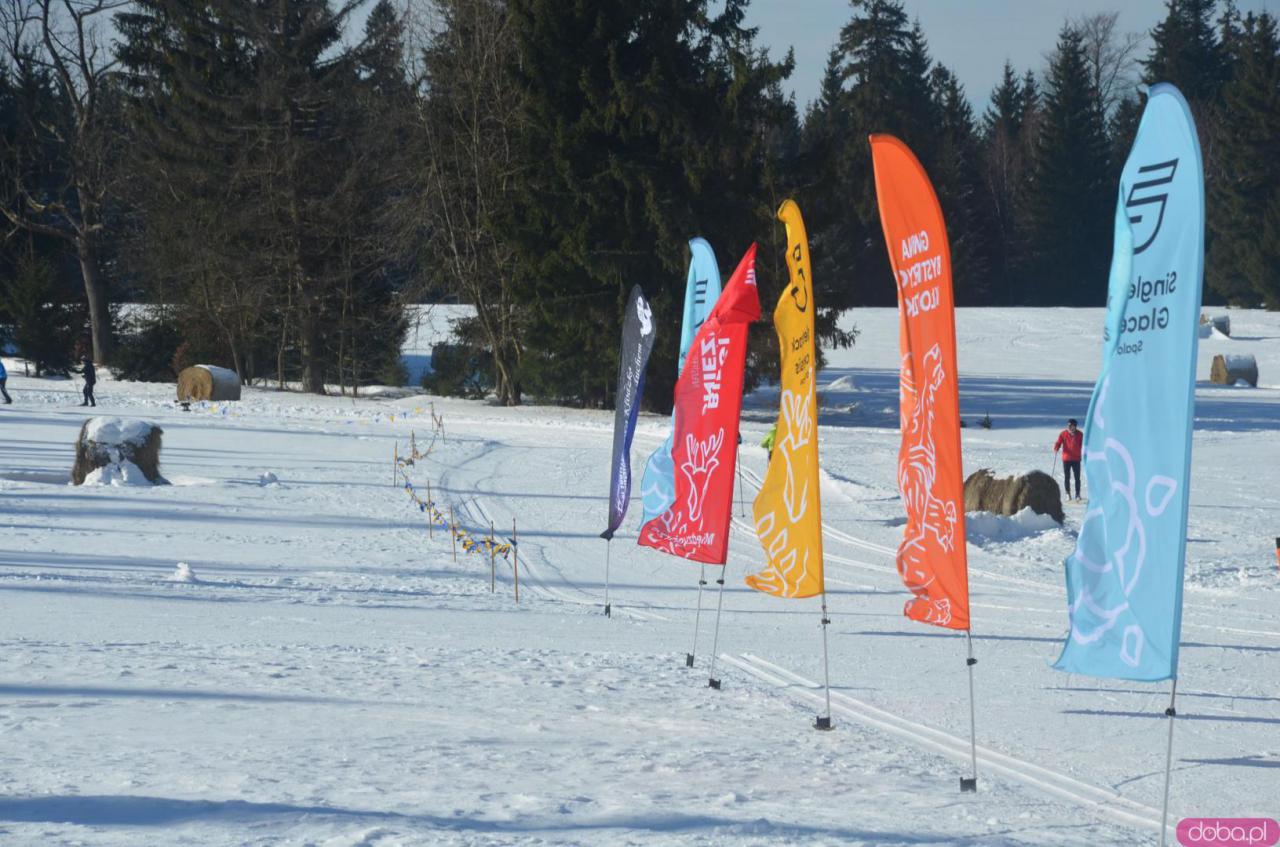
[815,592,834,732]
[705,573,728,692]
[602,539,613,619]
[687,568,707,672]
[1159,679,1179,847]
[963,630,980,792]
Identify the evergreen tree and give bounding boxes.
[803,0,938,308]
[0,56,77,323]
[980,62,1031,304]
[0,249,83,375]
[1145,0,1238,303]
[358,0,410,97]
[1107,94,1143,183]
[800,48,858,318]
[1026,25,1112,306]
[1209,12,1280,305]
[115,0,406,392]
[929,65,993,304]
[508,0,793,408]
[1145,0,1229,100]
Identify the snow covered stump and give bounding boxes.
[1210,353,1257,387]
[72,417,167,486]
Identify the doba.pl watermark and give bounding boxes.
[1178,818,1280,847]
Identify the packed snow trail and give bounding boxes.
[421,401,1278,839]
[2,307,1278,844]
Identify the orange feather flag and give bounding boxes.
[869,134,970,630]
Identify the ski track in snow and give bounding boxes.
[0,307,1277,845]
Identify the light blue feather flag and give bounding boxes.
[1053,84,1204,682]
[639,238,722,524]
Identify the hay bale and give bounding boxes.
[1209,353,1257,387]
[72,417,166,485]
[177,364,241,402]
[964,468,1063,525]
[1199,313,1230,336]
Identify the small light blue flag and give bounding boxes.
[1053,83,1204,682]
[639,238,721,524]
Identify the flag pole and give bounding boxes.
[961,629,979,791]
[736,446,745,516]
[603,539,612,617]
[686,565,707,668]
[706,566,728,689]
[1159,677,1179,847]
[814,588,833,730]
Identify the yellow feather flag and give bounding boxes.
[745,200,824,599]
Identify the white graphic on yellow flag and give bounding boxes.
[746,200,824,599]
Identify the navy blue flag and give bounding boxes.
[602,286,657,540]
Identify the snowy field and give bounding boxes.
[0,307,1277,846]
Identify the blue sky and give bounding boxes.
[744,0,1275,111]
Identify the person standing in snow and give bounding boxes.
[74,356,97,407]
[0,358,11,403]
[1054,418,1083,501]
[760,424,777,462]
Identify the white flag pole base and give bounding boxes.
[1159,678,1179,847]
[815,592,834,731]
[686,565,707,669]
[961,629,979,792]
[603,539,612,617]
[706,570,728,690]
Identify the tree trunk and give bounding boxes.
[299,312,324,394]
[493,341,520,406]
[77,234,110,364]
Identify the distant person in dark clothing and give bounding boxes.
[0,358,10,403]
[1054,418,1083,501]
[75,356,96,407]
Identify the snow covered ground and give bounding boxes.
[0,307,1276,846]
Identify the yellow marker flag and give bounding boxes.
[745,200,824,598]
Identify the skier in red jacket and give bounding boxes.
[1054,418,1083,501]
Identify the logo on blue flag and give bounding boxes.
[1053,84,1204,682]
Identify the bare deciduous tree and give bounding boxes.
[1074,11,1144,118]
[0,0,125,363]
[404,0,527,406]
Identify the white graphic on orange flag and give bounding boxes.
[746,199,824,599]
[896,343,959,625]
